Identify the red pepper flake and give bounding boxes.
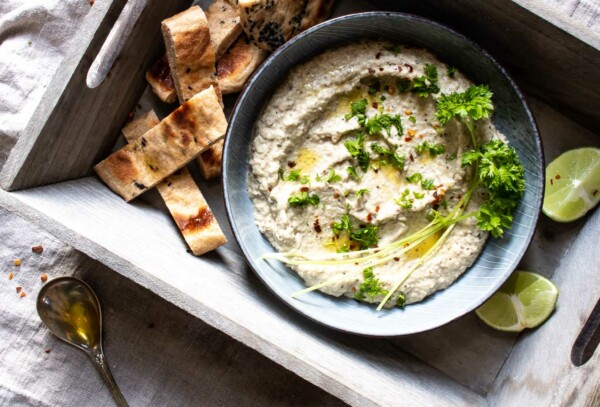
[397,65,403,72]
[394,257,400,261]
[405,136,413,142]
[368,68,375,74]
[351,287,357,292]
[555,174,561,180]
[20,291,26,298]
[372,102,378,109]
[13,259,21,267]
[366,213,373,222]
[379,67,384,72]
[333,192,340,199]
[44,348,52,354]
[8,272,13,280]
[388,86,396,95]
[300,186,309,193]
[313,219,322,233]
[409,153,414,162]
[354,262,359,266]
[287,161,296,168]
[375,205,380,213]
[550,179,553,185]
[89,0,94,5]
[404,63,413,72]
[375,52,382,59]
[32,245,43,253]
[16,286,22,293]
[268,186,273,192]
[41,274,48,283]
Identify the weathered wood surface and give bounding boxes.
[0,0,190,192]
[488,209,600,407]
[1,96,597,406]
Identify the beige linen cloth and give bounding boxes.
[0,2,342,406]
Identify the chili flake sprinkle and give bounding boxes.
[41,274,48,283]
[8,272,13,280]
[14,259,21,267]
[16,286,22,294]
[20,291,26,298]
[32,245,44,253]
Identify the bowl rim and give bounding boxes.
[222,11,544,337]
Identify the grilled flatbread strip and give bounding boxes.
[161,6,219,104]
[206,0,242,59]
[94,86,226,202]
[146,55,177,104]
[122,111,227,255]
[217,35,268,94]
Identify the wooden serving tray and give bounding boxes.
[1,1,598,405]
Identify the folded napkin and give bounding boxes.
[0,0,90,172]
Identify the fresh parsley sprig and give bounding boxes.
[344,133,370,172]
[288,191,320,207]
[371,142,405,170]
[355,268,388,301]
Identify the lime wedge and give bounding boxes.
[475,271,558,332]
[543,147,600,222]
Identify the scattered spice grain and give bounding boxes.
[32,245,44,253]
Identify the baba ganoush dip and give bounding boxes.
[248,41,507,307]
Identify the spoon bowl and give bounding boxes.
[37,277,129,407]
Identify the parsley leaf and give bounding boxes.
[415,141,446,157]
[371,142,405,170]
[355,188,369,198]
[288,191,320,207]
[344,133,370,172]
[396,292,406,308]
[346,166,361,181]
[345,98,368,123]
[406,173,423,183]
[409,115,416,124]
[462,139,525,238]
[319,168,342,183]
[331,214,379,250]
[332,214,352,235]
[384,44,402,55]
[397,77,412,93]
[411,64,440,97]
[421,179,435,190]
[436,85,494,127]
[365,113,403,136]
[279,168,309,184]
[368,79,381,95]
[350,225,379,250]
[413,191,425,199]
[394,189,413,209]
[355,268,388,301]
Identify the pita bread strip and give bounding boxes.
[123,111,227,255]
[94,86,226,201]
[206,0,243,59]
[217,35,268,94]
[146,55,177,104]
[161,6,219,104]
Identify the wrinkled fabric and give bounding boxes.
[0,0,90,171]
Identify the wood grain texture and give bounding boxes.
[0,0,191,192]
[488,208,600,407]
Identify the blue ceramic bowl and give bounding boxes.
[222,12,543,336]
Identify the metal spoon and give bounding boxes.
[37,277,129,407]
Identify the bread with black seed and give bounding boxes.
[217,35,268,94]
[206,0,243,59]
[238,0,334,52]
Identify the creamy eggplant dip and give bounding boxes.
[248,41,521,308]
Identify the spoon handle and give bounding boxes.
[89,348,130,407]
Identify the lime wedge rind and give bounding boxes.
[543,147,600,222]
[475,271,558,332]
